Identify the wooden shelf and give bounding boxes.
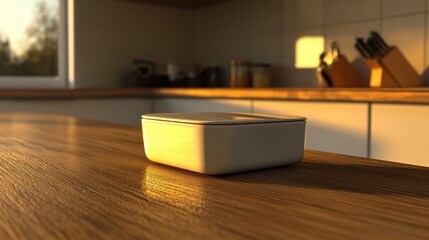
[2,88,429,104]
[119,0,230,9]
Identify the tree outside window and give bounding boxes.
[0,0,58,77]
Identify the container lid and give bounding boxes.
[142,112,306,125]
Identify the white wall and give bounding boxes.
[193,0,429,87]
[74,0,194,88]
[193,0,285,87]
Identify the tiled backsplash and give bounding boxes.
[74,0,194,88]
[75,0,429,88]
[194,0,429,87]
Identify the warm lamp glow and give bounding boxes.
[295,36,325,69]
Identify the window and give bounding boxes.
[0,0,69,88]
[295,36,325,69]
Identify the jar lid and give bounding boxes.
[142,112,306,125]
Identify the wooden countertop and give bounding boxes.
[2,88,429,103]
[1,113,428,239]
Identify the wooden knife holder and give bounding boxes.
[323,55,365,87]
[365,47,421,88]
[365,59,398,88]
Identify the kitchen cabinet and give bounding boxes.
[254,100,369,157]
[0,99,152,126]
[371,103,429,167]
[155,98,369,158]
[154,98,252,113]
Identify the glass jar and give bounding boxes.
[230,60,251,88]
[252,64,271,88]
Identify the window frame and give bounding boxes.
[0,0,69,88]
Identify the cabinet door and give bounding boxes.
[254,100,369,157]
[371,104,429,167]
[7,99,152,126]
[154,98,252,113]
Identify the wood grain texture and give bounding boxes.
[0,113,428,240]
[3,88,429,104]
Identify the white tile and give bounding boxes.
[251,0,284,35]
[284,32,298,56]
[326,0,381,25]
[283,28,325,87]
[382,14,425,73]
[193,36,225,65]
[217,35,254,62]
[254,101,369,157]
[283,0,298,32]
[382,0,425,17]
[284,28,325,57]
[252,34,284,57]
[195,0,254,37]
[193,0,255,66]
[296,0,325,29]
[75,0,194,88]
[282,54,322,87]
[284,0,325,31]
[284,69,322,87]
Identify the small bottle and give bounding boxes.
[230,60,252,88]
[252,64,271,88]
[167,63,180,81]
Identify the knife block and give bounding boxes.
[365,59,399,88]
[323,55,365,87]
[365,47,421,88]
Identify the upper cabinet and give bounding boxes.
[119,0,230,9]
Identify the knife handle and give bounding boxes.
[367,38,384,59]
[370,31,391,52]
[355,38,374,59]
[355,43,370,59]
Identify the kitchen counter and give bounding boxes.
[2,87,429,103]
[1,113,428,239]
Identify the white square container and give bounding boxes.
[142,112,306,175]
